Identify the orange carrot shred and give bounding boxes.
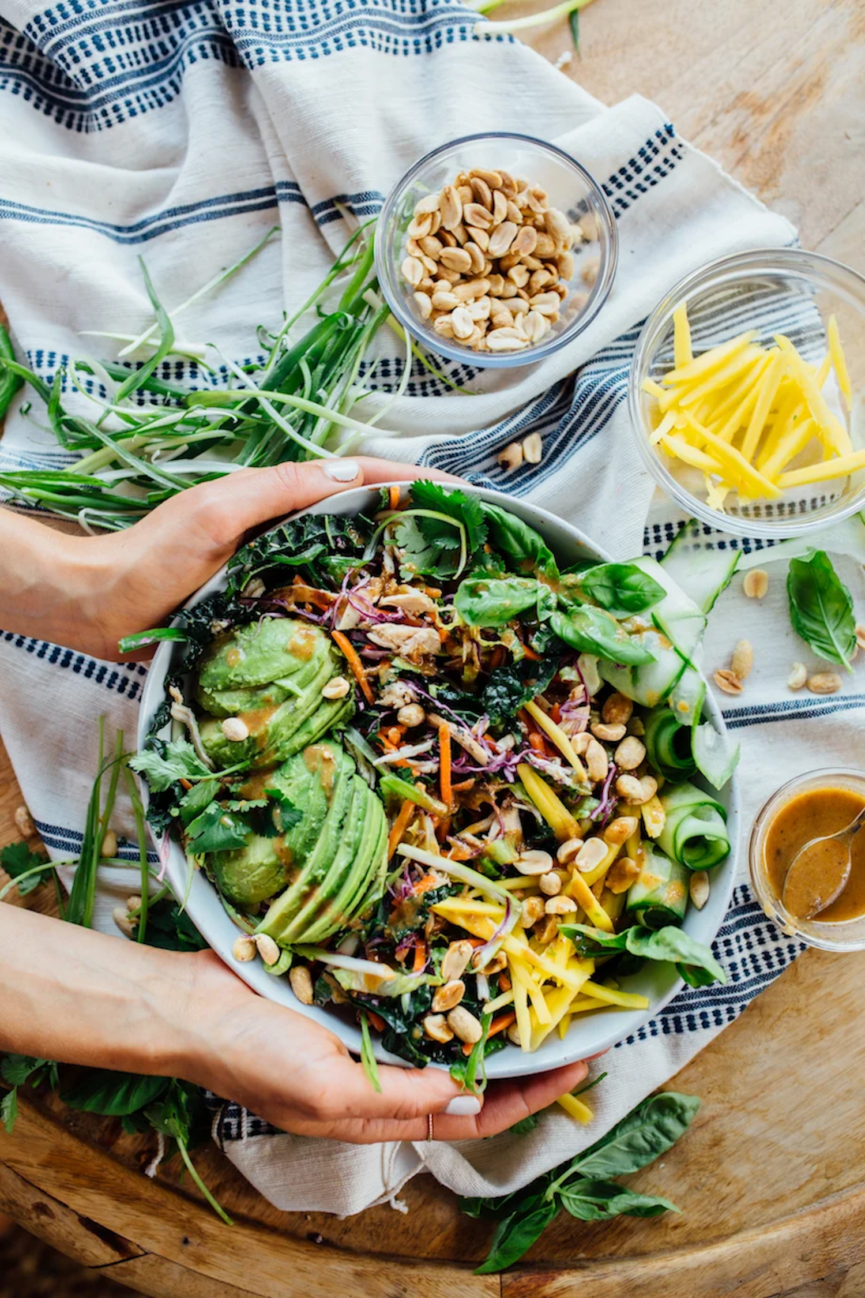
[389,485,401,510]
[367,1011,386,1033]
[387,799,415,860]
[412,941,427,973]
[550,702,562,725]
[439,723,452,808]
[521,642,541,661]
[331,630,374,704]
[498,971,512,992]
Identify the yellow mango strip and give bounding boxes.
[641,376,668,401]
[530,984,575,1048]
[649,408,679,447]
[601,886,626,921]
[711,359,774,443]
[708,352,771,429]
[673,300,693,368]
[677,345,764,409]
[509,960,548,1017]
[517,763,579,843]
[509,940,594,991]
[739,350,785,462]
[557,1012,572,1039]
[778,450,865,489]
[498,876,540,892]
[483,988,515,1015]
[813,353,832,388]
[760,419,817,481]
[828,314,853,412]
[524,699,587,778]
[430,907,495,942]
[776,334,852,455]
[557,1093,594,1124]
[659,433,729,478]
[755,386,806,469]
[582,980,650,1010]
[680,412,781,498]
[662,330,757,386]
[641,794,666,839]
[566,870,615,932]
[432,897,503,918]
[704,476,730,512]
[551,931,574,969]
[512,975,532,1053]
[568,995,610,1013]
[580,839,621,887]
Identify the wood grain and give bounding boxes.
[1,0,864,1293]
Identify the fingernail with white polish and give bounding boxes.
[445,1095,483,1117]
[324,459,360,482]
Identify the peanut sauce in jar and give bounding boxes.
[763,786,865,924]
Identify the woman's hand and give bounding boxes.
[0,457,439,661]
[0,909,589,1144]
[184,951,589,1143]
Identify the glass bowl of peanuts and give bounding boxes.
[374,132,617,368]
[629,248,865,539]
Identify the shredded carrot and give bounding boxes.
[331,630,374,704]
[421,586,442,598]
[550,703,562,725]
[367,1011,386,1033]
[179,778,192,791]
[377,730,410,768]
[413,873,440,894]
[386,725,406,744]
[435,816,450,843]
[412,941,427,973]
[489,646,505,670]
[521,642,542,661]
[388,485,401,510]
[439,723,452,808]
[498,971,512,992]
[387,799,415,860]
[528,732,547,755]
[461,1010,517,1054]
[451,778,476,792]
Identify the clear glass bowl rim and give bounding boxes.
[628,246,865,540]
[374,130,618,370]
[748,765,865,952]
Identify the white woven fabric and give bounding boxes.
[0,0,840,1218]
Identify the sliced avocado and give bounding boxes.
[199,675,354,770]
[198,619,327,694]
[211,835,289,908]
[198,640,332,717]
[257,743,356,941]
[283,775,369,945]
[302,784,387,942]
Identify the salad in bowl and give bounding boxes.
[134,483,740,1080]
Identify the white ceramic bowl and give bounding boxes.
[137,485,739,1079]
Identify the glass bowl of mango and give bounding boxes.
[629,249,865,539]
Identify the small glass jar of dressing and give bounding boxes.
[750,769,865,952]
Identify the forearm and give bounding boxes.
[0,906,207,1078]
[0,507,110,654]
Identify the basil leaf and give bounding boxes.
[1,1055,50,1087]
[455,577,552,627]
[481,501,558,578]
[551,607,656,666]
[410,481,488,555]
[62,1070,170,1116]
[559,1178,679,1220]
[474,1194,557,1274]
[677,962,718,987]
[580,562,666,616]
[510,1113,540,1135]
[1,1089,18,1133]
[185,802,251,855]
[572,1092,700,1179]
[562,923,725,984]
[787,550,856,671]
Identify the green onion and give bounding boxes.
[359,1011,383,1094]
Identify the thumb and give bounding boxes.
[185,457,365,544]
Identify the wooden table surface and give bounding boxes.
[2,1,865,1294]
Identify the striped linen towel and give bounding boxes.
[0,0,848,1216]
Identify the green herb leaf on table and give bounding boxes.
[62,1070,170,1115]
[579,563,666,616]
[130,736,214,791]
[509,1113,540,1135]
[564,1092,701,1181]
[0,841,55,897]
[558,1179,679,1221]
[474,1194,558,1274]
[787,550,857,671]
